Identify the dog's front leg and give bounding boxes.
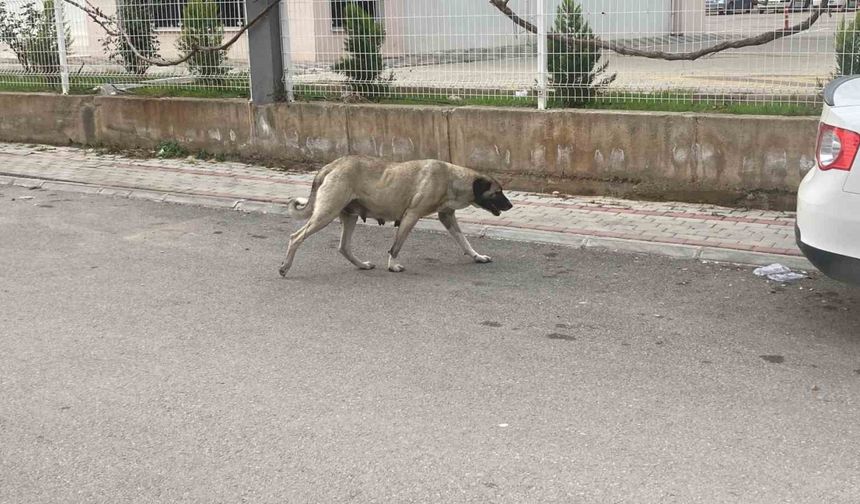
[387,212,421,272]
[338,212,375,270]
[438,211,492,263]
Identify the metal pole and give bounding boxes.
[670,0,681,36]
[246,0,285,104]
[279,0,294,102]
[53,0,70,95]
[536,0,547,110]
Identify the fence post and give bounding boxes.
[53,0,70,95]
[536,0,547,110]
[279,0,294,102]
[246,0,285,104]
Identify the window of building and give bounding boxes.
[330,1,378,30]
[151,0,246,29]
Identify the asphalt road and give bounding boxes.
[2,185,860,504]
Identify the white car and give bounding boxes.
[812,0,855,9]
[759,0,810,12]
[796,76,860,285]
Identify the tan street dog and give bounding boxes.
[279,155,513,276]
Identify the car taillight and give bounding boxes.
[817,123,860,171]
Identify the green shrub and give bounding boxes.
[156,140,187,158]
[836,11,860,76]
[332,3,392,98]
[547,0,615,106]
[177,0,228,85]
[101,0,160,75]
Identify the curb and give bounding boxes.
[2,175,812,270]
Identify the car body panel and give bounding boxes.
[823,77,860,194]
[797,165,860,259]
[796,86,860,285]
[706,0,754,13]
[705,0,727,13]
[826,75,860,107]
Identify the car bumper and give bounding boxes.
[796,225,860,285]
[797,168,860,255]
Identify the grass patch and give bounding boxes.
[129,83,248,99]
[0,73,248,98]
[155,140,188,159]
[579,97,821,116]
[292,87,820,116]
[379,94,537,108]
[0,78,96,94]
[0,72,821,116]
[193,148,227,162]
[0,73,149,94]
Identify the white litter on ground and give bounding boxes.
[754,263,806,284]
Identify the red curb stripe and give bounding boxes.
[457,217,803,257]
[513,199,795,227]
[3,150,315,187]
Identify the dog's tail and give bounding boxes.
[287,170,326,220]
[287,197,314,219]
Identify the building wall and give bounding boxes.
[307,0,707,61]
[74,0,249,65]
[284,0,317,63]
[563,0,672,38]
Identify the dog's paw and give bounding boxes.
[473,254,493,264]
[278,264,290,277]
[359,261,376,270]
[388,264,405,273]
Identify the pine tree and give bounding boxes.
[836,11,860,76]
[101,0,160,75]
[177,0,228,84]
[547,0,615,106]
[332,2,391,98]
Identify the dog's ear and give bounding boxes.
[473,178,492,199]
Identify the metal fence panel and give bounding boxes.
[0,0,857,105]
[285,0,841,105]
[0,0,250,93]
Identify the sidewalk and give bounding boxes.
[0,142,808,269]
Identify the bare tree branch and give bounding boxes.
[489,0,829,61]
[62,0,279,67]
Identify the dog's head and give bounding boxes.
[473,177,513,216]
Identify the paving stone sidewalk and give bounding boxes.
[0,142,807,268]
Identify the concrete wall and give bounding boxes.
[0,92,818,208]
[0,93,97,145]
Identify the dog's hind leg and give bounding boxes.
[386,211,422,273]
[438,210,492,263]
[278,201,343,277]
[338,212,375,270]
